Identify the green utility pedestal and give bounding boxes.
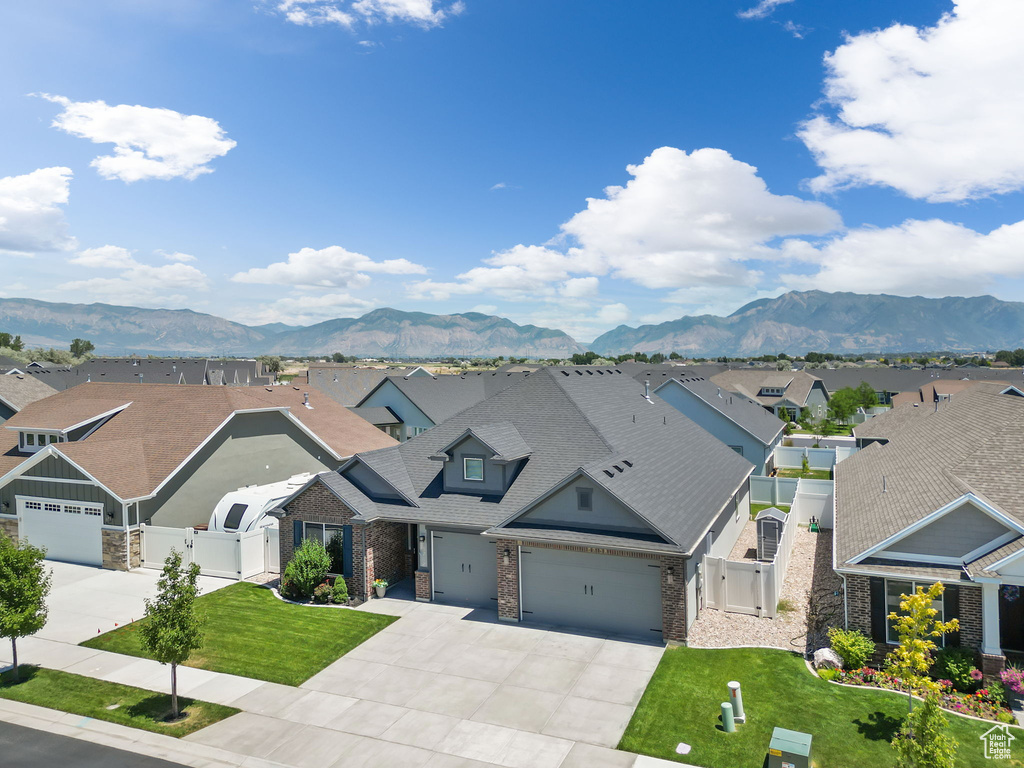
[767,727,812,768]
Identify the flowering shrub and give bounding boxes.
[832,666,1015,722]
[1000,666,1024,695]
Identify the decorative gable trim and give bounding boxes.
[0,445,124,503]
[850,493,1024,564]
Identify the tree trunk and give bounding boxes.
[10,638,17,683]
[171,663,178,719]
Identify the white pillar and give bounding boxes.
[981,582,1002,656]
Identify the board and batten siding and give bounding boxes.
[141,410,338,529]
[360,380,434,441]
[0,455,121,524]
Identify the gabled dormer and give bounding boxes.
[338,449,417,506]
[6,401,131,454]
[430,422,531,496]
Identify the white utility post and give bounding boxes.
[981,581,1003,657]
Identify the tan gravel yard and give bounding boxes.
[689,527,842,654]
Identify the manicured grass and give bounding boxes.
[776,467,832,480]
[791,424,855,436]
[0,666,237,737]
[749,502,790,520]
[619,647,1020,768]
[81,582,397,686]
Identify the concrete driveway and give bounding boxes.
[187,594,668,768]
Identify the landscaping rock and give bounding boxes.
[813,647,843,670]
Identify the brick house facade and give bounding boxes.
[844,574,1000,671]
[280,480,412,601]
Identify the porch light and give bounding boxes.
[418,535,426,542]
[503,548,511,566]
[666,566,675,584]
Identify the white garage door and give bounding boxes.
[17,497,104,566]
[521,547,663,639]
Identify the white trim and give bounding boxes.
[5,403,133,436]
[17,476,95,487]
[1000,385,1024,397]
[965,530,1021,566]
[986,540,1024,573]
[653,379,784,447]
[850,493,1024,564]
[873,551,963,565]
[835,566,970,584]
[0,448,121,504]
[462,456,485,482]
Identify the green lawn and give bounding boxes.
[0,666,237,737]
[619,647,1021,768]
[749,503,790,520]
[776,468,832,480]
[81,582,397,686]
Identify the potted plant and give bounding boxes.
[373,578,388,598]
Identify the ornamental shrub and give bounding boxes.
[331,577,349,604]
[828,627,875,670]
[312,582,333,604]
[1000,665,1024,695]
[934,647,979,693]
[282,539,331,600]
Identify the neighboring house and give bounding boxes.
[71,358,277,386]
[889,378,1008,408]
[815,367,1024,405]
[0,383,395,569]
[711,369,829,421]
[0,374,57,424]
[305,365,421,407]
[654,376,785,475]
[354,371,530,441]
[276,367,754,642]
[837,383,1024,675]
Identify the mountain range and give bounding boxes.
[2,291,1024,358]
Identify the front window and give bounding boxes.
[463,457,484,481]
[886,579,945,645]
[303,522,345,575]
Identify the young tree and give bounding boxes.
[0,536,52,682]
[828,387,860,423]
[885,582,959,713]
[855,381,879,408]
[891,694,958,768]
[69,338,95,358]
[257,355,283,374]
[139,550,203,719]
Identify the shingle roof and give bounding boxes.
[435,422,532,462]
[0,382,395,500]
[710,369,822,407]
[72,358,273,386]
[313,367,753,555]
[836,383,1024,570]
[348,406,402,425]
[307,366,418,407]
[654,376,785,446]
[366,371,532,424]
[0,374,58,413]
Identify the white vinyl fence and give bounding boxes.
[750,475,799,506]
[702,506,799,619]
[141,524,279,580]
[772,445,858,471]
[790,478,835,528]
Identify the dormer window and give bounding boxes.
[760,386,785,396]
[18,431,63,453]
[463,457,484,481]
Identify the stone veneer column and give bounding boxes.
[0,518,18,543]
[101,529,129,571]
[496,539,520,623]
[661,555,687,643]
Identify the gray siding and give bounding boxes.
[442,435,510,495]
[23,455,90,481]
[516,478,657,537]
[887,504,1010,558]
[685,487,750,628]
[0,470,121,525]
[361,381,434,441]
[143,410,337,528]
[0,402,14,423]
[343,461,403,500]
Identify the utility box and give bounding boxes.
[756,507,786,561]
[767,727,812,768]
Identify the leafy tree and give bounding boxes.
[891,694,958,768]
[69,338,95,357]
[855,381,878,408]
[828,387,860,423]
[669,352,681,360]
[649,352,666,364]
[257,355,282,373]
[885,582,959,713]
[331,352,350,363]
[139,550,203,719]
[0,536,52,682]
[570,351,599,366]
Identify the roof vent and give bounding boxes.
[613,464,623,473]
[623,459,633,467]
[603,469,615,478]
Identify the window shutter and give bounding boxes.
[293,520,303,548]
[944,584,961,648]
[869,577,887,643]
[342,525,353,578]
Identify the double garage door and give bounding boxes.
[17,497,104,566]
[521,547,663,639]
[429,531,664,639]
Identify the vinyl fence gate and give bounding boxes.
[140,524,278,580]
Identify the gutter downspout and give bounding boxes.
[122,501,130,570]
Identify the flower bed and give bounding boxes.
[832,667,1016,724]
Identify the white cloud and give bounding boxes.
[799,0,1024,202]
[234,292,376,326]
[781,218,1024,296]
[559,276,599,299]
[159,250,198,263]
[468,304,497,314]
[596,302,630,325]
[737,0,794,20]
[272,0,462,28]
[561,147,839,290]
[232,245,426,288]
[0,167,75,255]
[489,182,507,190]
[38,94,236,183]
[70,245,136,269]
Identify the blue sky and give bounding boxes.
[2,0,1023,341]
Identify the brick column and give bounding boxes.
[496,538,519,623]
[959,585,984,650]
[982,653,1006,677]
[661,555,687,643]
[415,570,431,601]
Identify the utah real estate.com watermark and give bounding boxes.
[981,724,1015,760]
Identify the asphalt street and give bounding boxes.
[0,721,188,768]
